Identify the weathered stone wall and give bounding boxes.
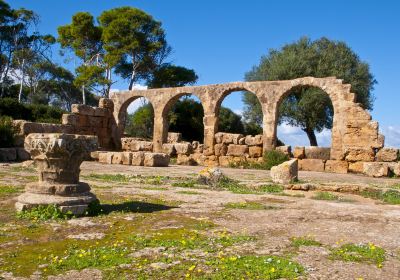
[4,77,398,177]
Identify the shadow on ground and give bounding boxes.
[100,201,177,214]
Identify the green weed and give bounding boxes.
[224,201,277,210]
[17,204,74,221]
[329,242,385,267]
[0,185,22,196]
[204,255,304,279]
[312,192,354,202]
[290,236,322,248]
[361,189,400,204]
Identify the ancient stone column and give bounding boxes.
[15,133,98,215]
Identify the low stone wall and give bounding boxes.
[95,151,169,167]
[10,98,117,157]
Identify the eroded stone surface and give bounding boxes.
[15,133,98,215]
[270,159,298,184]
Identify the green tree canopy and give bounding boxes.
[147,64,198,88]
[244,37,376,146]
[99,7,170,90]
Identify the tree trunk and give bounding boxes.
[304,126,318,146]
[128,67,136,90]
[82,85,86,105]
[18,59,25,103]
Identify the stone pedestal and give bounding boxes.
[15,133,98,215]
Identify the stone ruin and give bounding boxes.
[2,77,399,177]
[15,133,98,215]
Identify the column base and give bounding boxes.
[15,191,97,216]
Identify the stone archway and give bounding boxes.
[110,77,383,160]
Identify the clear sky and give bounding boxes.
[7,0,400,147]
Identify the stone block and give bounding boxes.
[94,107,108,117]
[121,152,132,165]
[222,133,244,145]
[131,152,145,166]
[144,153,169,167]
[363,162,389,177]
[0,148,17,162]
[298,159,325,172]
[325,160,348,174]
[344,147,375,162]
[98,98,114,111]
[376,148,398,162]
[88,116,103,127]
[214,132,224,144]
[218,156,233,167]
[177,154,197,166]
[270,159,298,184]
[98,152,113,164]
[214,143,228,156]
[162,143,176,156]
[305,147,330,160]
[111,152,123,164]
[348,162,364,173]
[121,139,153,152]
[62,114,78,126]
[293,146,305,159]
[17,148,30,161]
[276,145,292,157]
[174,143,193,155]
[227,144,248,156]
[249,146,263,158]
[167,132,182,143]
[392,163,400,176]
[71,104,95,116]
[244,135,263,146]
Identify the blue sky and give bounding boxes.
[8,0,400,147]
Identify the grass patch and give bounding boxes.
[129,228,254,252]
[142,186,168,191]
[0,185,22,196]
[17,204,74,221]
[46,241,130,273]
[83,173,167,185]
[329,243,386,267]
[361,189,400,204]
[224,201,277,210]
[290,236,322,248]
[204,255,304,279]
[311,192,354,202]
[172,180,197,189]
[11,166,36,173]
[176,190,201,195]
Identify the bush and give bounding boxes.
[0,98,31,120]
[0,116,16,147]
[0,98,64,123]
[261,150,289,170]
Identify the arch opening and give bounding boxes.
[124,97,154,140]
[276,85,334,153]
[162,93,205,143]
[216,89,264,136]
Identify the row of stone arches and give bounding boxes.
[110,77,381,160]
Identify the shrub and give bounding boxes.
[0,98,31,120]
[16,204,74,221]
[0,116,16,147]
[0,98,64,123]
[261,150,289,170]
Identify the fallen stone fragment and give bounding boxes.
[270,159,298,184]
